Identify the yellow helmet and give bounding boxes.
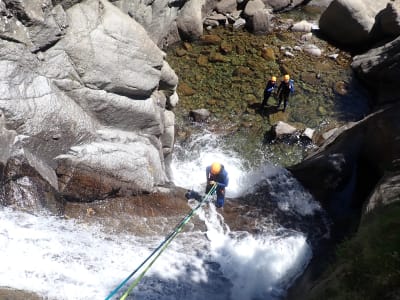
[271,76,277,82]
[210,162,222,175]
[284,74,290,81]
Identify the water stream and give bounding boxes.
[0,131,327,300]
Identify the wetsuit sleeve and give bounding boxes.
[266,81,274,92]
[216,170,229,188]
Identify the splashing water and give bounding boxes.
[0,131,323,299]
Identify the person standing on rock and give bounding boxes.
[261,76,277,112]
[206,162,229,208]
[277,74,295,112]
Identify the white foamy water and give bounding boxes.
[0,131,319,299]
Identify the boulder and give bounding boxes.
[264,0,305,12]
[56,130,168,201]
[0,0,179,204]
[351,36,400,105]
[272,121,297,138]
[289,103,400,203]
[1,142,64,215]
[216,0,237,14]
[376,1,400,37]
[189,108,211,122]
[291,20,314,32]
[0,0,67,52]
[319,0,389,48]
[176,0,205,41]
[54,0,165,99]
[112,0,181,47]
[364,169,400,214]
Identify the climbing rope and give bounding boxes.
[105,183,218,300]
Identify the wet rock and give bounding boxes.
[328,53,339,59]
[303,44,322,57]
[284,51,295,57]
[209,51,227,62]
[233,18,246,29]
[244,0,265,17]
[318,106,328,115]
[200,34,222,45]
[232,66,253,76]
[250,10,272,35]
[302,128,315,140]
[216,0,237,14]
[189,108,211,122]
[351,35,400,105]
[378,2,400,37]
[301,72,319,85]
[261,47,276,61]
[291,20,314,32]
[319,0,389,48]
[220,40,233,54]
[0,288,42,300]
[2,145,64,215]
[178,82,196,96]
[176,0,204,41]
[273,121,297,137]
[197,54,209,66]
[175,47,187,57]
[301,32,313,41]
[333,80,348,95]
[183,42,193,51]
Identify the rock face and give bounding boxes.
[289,104,400,205]
[287,103,400,299]
[0,0,179,205]
[319,0,394,48]
[351,35,400,105]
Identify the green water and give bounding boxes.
[166,12,370,168]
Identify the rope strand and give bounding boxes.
[104,183,218,300]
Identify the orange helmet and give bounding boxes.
[271,76,277,82]
[210,162,222,175]
[284,74,290,82]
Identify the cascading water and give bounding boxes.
[0,131,329,300]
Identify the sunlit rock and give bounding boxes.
[176,0,205,41]
[319,0,389,47]
[291,20,314,32]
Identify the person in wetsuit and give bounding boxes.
[261,76,277,111]
[277,74,295,112]
[205,162,229,208]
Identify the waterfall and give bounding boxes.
[0,131,328,300]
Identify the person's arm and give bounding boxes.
[212,171,229,188]
[266,81,274,92]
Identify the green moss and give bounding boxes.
[308,202,400,300]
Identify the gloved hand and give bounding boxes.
[209,180,216,186]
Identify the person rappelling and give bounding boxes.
[185,162,229,208]
[205,162,229,208]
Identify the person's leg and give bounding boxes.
[283,95,288,112]
[216,187,225,208]
[262,91,270,107]
[277,94,282,109]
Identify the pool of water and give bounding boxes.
[166,10,371,168]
